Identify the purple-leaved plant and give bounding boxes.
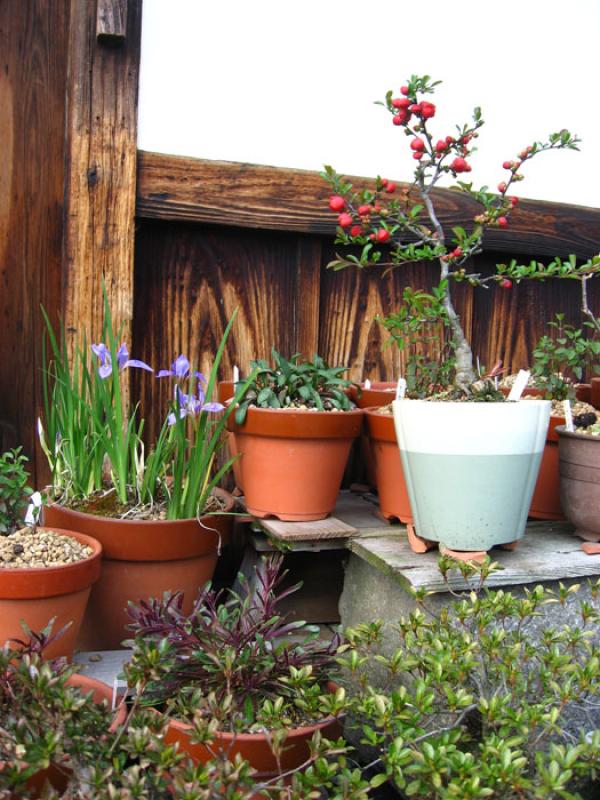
[125,555,343,732]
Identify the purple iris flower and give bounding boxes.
[167,385,224,426]
[92,342,153,379]
[157,354,205,383]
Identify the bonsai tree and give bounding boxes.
[323,74,582,391]
[504,254,600,401]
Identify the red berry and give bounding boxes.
[385,181,397,193]
[420,101,436,119]
[373,204,382,213]
[338,212,353,228]
[450,157,469,173]
[445,136,455,144]
[400,85,409,95]
[369,233,376,241]
[409,103,422,115]
[329,195,345,212]
[435,140,447,153]
[392,111,408,126]
[497,216,508,228]
[502,160,512,170]
[497,182,507,193]
[376,228,390,242]
[500,278,512,289]
[413,151,424,160]
[381,178,388,187]
[451,247,463,259]
[392,97,411,110]
[358,204,371,216]
[510,196,519,207]
[350,225,363,237]
[410,137,425,151]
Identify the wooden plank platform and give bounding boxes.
[258,515,357,542]
[350,521,600,593]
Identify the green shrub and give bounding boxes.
[340,559,600,799]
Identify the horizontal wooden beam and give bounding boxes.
[136,151,600,259]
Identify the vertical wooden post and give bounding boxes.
[63,0,143,350]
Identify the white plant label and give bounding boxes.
[233,365,239,383]
[24,491,43,527]
[563,399,575,432]
[507,369,530,401]
[396,377,407,401]
[364,378,372,390]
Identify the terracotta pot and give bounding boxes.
[499,385,592,521]
[349,381,397,409]
[20,673,126,798]
[227,407,363,521]
[0,528,101,660]
[165,709,342,795]
[43,489,233,650]
[558,426,600,542]
[348,382,396,488]
[365,409,412,524]
[218,380,243,490]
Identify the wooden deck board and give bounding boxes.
[350,523,600,593]
[258,517,356,541]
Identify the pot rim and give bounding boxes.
[556,425,600,441]
[0,527,102,599]
[44,486,234,527]
[0,527,102,576]
[168,708,343,743]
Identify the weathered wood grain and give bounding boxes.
[0,1,70,476]
[63,0,142,350]
[137,151,600,258]
[96,0,128,45]
[132,222,303,442]
[350,523,600,594]
[256,516,357,542]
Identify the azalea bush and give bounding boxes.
[323,74,583,390]
[339,559,600,799]
[40,293,243,519]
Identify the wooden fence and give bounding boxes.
[1,0,599,481]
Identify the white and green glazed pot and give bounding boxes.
[392,399,550,551]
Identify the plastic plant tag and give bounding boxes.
[233,365,239,383]
[507,370,531,401]
[24,491,43,527]
[364,378,372,390]
[396,377,407,401]
[563,399,575,432]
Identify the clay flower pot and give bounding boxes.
[393,400,550,551]
[43,489,233,650]
[558,427,600,542]
[364,408,412,523]
[227,407,363,521]
[349,381,397,409]
[0,528,102,660]
[218,380,244,490]
[349,382,396,488]
[164,710,342,790]
[501,385,590,521]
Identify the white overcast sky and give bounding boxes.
[138,0,599,209]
